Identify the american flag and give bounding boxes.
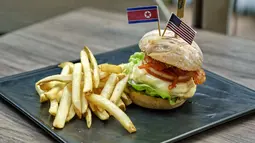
[166,13,196,44]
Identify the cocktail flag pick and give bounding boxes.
[177,0,186,18]
[161,0,196,45]
[165,13,196,45]
[162,0,186,37]
[126,5,161,36]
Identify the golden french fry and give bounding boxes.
[92,109,109,120]
[80,50,93,95]
[124,87,130,94]
[100,76,110,82]
[98,82,106,89]
[101,73,118,99]
[96,106,104,112]
[66,104,76,122]
[39,81,64,91]
[117,73,126,80]
[45,84,65,100]
[110,76,129,104]
[72,63,82,119]
[53,84,72,129]
[49,99,58,116]
[99,64,122,74]
[56,90,63,102]
[81,92,88,114]
[51,61,75,118]
[93,88,103,94]
[35,84,48,103]
[89,103,96,112]
[58,62,74,72]
[99,71,109,79]
[85,108,92,128]
[87,94,136,133]
[121,93,132,106]
[117,99,126,111]
[36,75,72,85]
[40,94,48,103]
[84,46,100,88]
[61,65,71,75]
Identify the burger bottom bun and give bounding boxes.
[128,88,187,110]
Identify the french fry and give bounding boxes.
[66,104,76,122]
[124,87,130,94]
[58,62,74,73]
[39,81,64,91]
[35,84,48,103]
[53,84,72,129]
[100,76,110,82]
[117,73,126,80]
[84,46,100,88]
[89,103,96,112]
[81,92,88,114]
[48,64,70,114]
[98,82,106,89]
[87,94,136,133]
[61,65,71,75]
[92,110,109,120]
[117,99,126,111]
[80,50,93,95]
[99,71,109,79]
[56,90,63,102]
[48,64,69,114]
[93,88,103,95]
[72,63,82,119]
[36,75,72,85]
[121,93,132,106]
[95,106,104,112]
[100,73,118,99]
[49,99,58,116]
[45,84,65,100]
[85,108,92,128]
[99,64,122,74]
[110,76,129,104]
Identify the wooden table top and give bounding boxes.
[0,7,255,143]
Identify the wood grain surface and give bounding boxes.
[0,7,255,143]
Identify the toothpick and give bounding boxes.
[162,26,167,37]
[175,0,186,38]
[157,21,161,36]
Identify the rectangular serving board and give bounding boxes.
[1,45,255,143]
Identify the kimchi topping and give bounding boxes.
[138,55,206,90]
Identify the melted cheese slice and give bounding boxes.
[130,64,196,97]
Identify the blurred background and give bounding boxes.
[1,0,255,41]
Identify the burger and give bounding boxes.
[121,29,206,110]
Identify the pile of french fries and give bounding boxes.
[35,47,136,133]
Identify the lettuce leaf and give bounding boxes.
[120,52,145,74]
[128,80,170,99]
[128,80,179,105]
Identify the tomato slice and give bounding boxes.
[138,55,206,89]
[193,69,206,84]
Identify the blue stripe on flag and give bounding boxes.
[127,6,157,11]
[128,19,159,24]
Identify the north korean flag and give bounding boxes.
[126,5,159,24]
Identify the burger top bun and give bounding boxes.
[138,29,203,71]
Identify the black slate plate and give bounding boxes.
[1,45,255,143]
